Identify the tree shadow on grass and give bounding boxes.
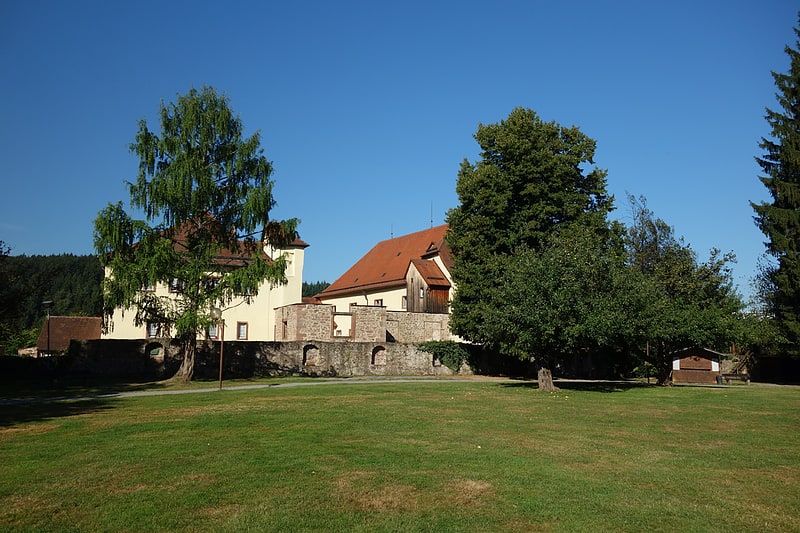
[500,379,652,393]
[0,397,119,428]
[0,376,172,401]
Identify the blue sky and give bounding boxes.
[0,1,796,300]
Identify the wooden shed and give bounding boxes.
[37,316,102,356]
[670,347,723,384]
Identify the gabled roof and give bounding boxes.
[37,316,102,353]
[143,217,308,268]
[670,347,726,359]
[210,236,309,268]
[408,259,450,288]
[317,225,450,299]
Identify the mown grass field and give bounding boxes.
[1,378,798,532]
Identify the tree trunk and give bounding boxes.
[655,342,672,386]
[537,365,559,391]
[173,336,196,382]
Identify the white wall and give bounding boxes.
[320,286,407,313]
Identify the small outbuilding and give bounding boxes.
[37,316,102,356]
[670,347,723,384]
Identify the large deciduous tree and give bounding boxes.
[625,196,744,384]
[446,107,613,390]
[94,87,298,381]
[494,222,632,390]
[751,17,800,354]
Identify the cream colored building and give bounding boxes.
[315,225,454,320]
[103,239,308,342]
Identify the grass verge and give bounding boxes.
[1,380,798,532]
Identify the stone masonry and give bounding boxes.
[15,337,466,380]
[275,303,455,344]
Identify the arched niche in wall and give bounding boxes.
[303,344,320,366]
[371,345,387,366]
[145,342,165,363]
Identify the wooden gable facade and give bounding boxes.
[671,347,723,384]
[406,259,450,314]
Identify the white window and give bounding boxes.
[237,322,248,340]
[208,323,219,340]
[374,299,383,306]
[204,277,220,292]
[142,282,155,292]
[169,278,185,293]
[147,322,159,338]
[235,282,253,296]
[402,296,407,310]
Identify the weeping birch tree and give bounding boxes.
[93,87,298,381]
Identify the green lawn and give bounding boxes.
[1,379,798,532]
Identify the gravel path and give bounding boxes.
[0,376,522,405]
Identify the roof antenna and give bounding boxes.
[390,224,393,239]
[430,202,434,228]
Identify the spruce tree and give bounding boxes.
[752,18,800,353]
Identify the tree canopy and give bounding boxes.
[493,223,633,383]
[94,86,298,381]
[624,196,744,384]
[302,281,330,298]
[445,107,748,389]
[0,252,103,356]
[446,107,613,389]
[751,16,800,354]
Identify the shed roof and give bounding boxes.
[670,346,726,360]
[37,316,102,353]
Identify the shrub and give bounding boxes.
[417,340,470,373]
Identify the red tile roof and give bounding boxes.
[317,225,450,299]
[408,259,450,288]
[37,316,102,353]
[138,217,308,268]
[210,237,309,267]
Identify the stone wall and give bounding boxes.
[275,303,455,344]
[276,303,333,341]
[350,304,385,343]
[385,311,453,343]
[0,338,466,382]
[0,338,180,381]
[229,338,469,378]
[193,339,460,379]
